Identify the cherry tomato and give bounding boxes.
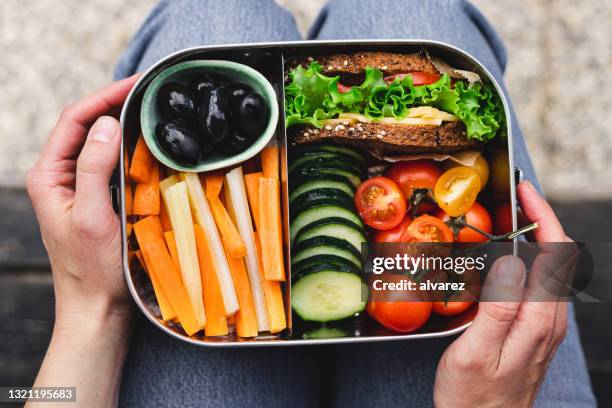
[490,149,510,196]
[434,167,481,217]
[385,160,441,214]
[432,301,474,316]
[373,216,412,242]
[406,215,454,242]
[384,72,441,86]
[434,202,492,243]
[443,155,489,191]
[337,82,351,94]
[367,273,432,333]
[355,177,407,230]
[494,202,513,235]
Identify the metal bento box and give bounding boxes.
[118,40,518,347]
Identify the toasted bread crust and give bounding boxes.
[288,121,481,155]
[289,52,439,77]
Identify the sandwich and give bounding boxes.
[284,52,506,155]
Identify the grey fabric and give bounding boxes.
[115,0,596,406]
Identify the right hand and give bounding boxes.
[433,181,573,407]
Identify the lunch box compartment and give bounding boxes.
[119,40,517,346]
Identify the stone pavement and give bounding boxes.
[1,0,612,198]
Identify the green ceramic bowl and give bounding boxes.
[140,60,279,172]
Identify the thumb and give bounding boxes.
[459,255,526,355]
[73,116,121,232]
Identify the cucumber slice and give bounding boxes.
[291,159,364,181]
[292,145,366,166]
[290,205,363,242]
[295,169,361,188]
[295,218,366,253]
[292,255,362,280]
[290,189,354,213]
[292,236,362,270]
[289,173,355,192]
[288,152,362,174]
[292,270,367,322]
[289,180,355,203]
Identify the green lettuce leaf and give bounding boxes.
[284,62,506,141]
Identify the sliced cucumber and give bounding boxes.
[292,270,367,322]
[295,169,361,188]
[291,159,364,180]
[292,145,366,166]
[289,173,355,192]
[290,205,363,242]
[295,218,366,253]
[292,236,362,270]
[290,188,354,211]
[292,255,362,280]
[289,180,355,203]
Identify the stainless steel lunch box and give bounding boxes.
[118,40,518,347]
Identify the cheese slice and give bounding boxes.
[325,107,458,127]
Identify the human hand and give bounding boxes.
[433,181,572,407]
[27,75,139,326]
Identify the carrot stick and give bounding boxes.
[258,177,285,281]
[209,197,247,259]
[125,182,134,215]
[204,172,225,200]
[126,222,133,238]
[223,241,258,338]
[261,146,279,180]
[159,201,172,232]
[133,161,160,215]
[132,217,176,322]
[244,172,262,231]
[164,231,180,270]
[194,225,228,336]
[129,135,156,183]
[254,235,286,333]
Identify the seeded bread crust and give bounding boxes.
[288,121,482,155]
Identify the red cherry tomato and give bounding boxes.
[355,177,407,230]
[428,267,481,316]
[383,72,441,86]
[406,215,454,243]
[373,216,412,243]
[367,273,432,333]
[494,202,513,235]
[432,301,474,316]
[434,202,493,243]
[385,160,441,214]
[337,82,351,93]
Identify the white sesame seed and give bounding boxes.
[343,60,348,66]
[342,121,349,126]
[303,132,309,137]
[381,65,388,70]
[337,124,346,130]
[308,57,314,61]
[325,125,332,130]
[327,65,333,70]
[348,127,355,132]
[380,130,386,136]
[313,129,319,134]
[376,134,384,139]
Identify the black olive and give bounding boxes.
[156,121,203,165]
[189,74,216,100]
[157,82,197,124]
[199,87,232,145]
[237,93,268,139]
[218,129,251,156]
[225,83,252,110]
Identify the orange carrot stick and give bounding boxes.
[254,235,286,334]
[261,146,279,180]
[258,177,285,281]
[222,242,258,337]
[129,135,156,183]
[194,225,229,336]
[125,182,134,215]
[132,217,176,322]
[204,172,225,200]
[209,197,247,259]
[133,161,160,215]
[159,201,172,232]
[244,172,262,231]
[164,231,180,270]
[126,222,133,238]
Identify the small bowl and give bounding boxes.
[140,60,279,172]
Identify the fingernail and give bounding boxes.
[495,256,525,286]
[90,116,119,143]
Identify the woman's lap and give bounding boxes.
[116,0,595,406]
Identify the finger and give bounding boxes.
[458,256,526,358]
[39,74,139,166]
[72,116,121,235]
[516,181,567,242]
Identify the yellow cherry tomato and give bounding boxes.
[490,149,510,196]
[434,167,481,217]
[443,155,489,191]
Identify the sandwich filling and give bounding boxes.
[285,61,505,142]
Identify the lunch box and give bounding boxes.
[118,40,518,347]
